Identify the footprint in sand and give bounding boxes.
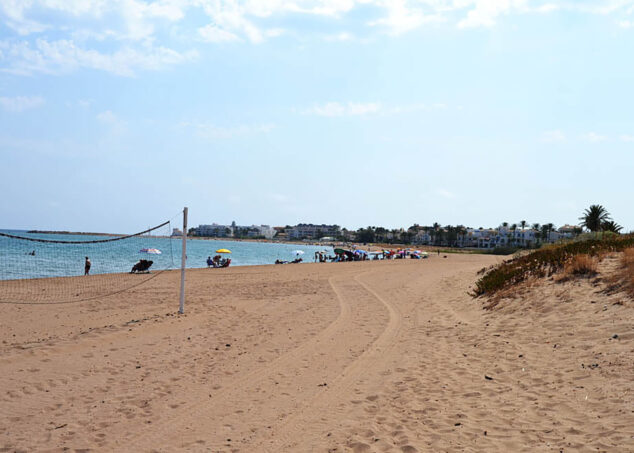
[401,446,419,453]
[348,441,371,452]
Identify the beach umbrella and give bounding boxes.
[215,248,231,254]
[334,248,346,254]
[355,250,368,254]
[140,248,161,254]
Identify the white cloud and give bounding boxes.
[96,110,118,123]
[2,0,634,79]
[0,95,45,112]
[77,98,92,108]
[304,101,453,117]
[436,188,456,199]
[279,0,358,17]
[582,132,607,142]
[97,109,127,134]
[324,32,354,42]
[541,129,566,143]
[347,102,381,115]
[620,134,634,142]
[198,24,241,42]
[304,101,381,117]
[534,3,559,13]
[457,0,526,29]
[180,121,275,139]
[0,39,198,76]
[1,0,186,40]
[369,1,444,35]
[0,0,49,35]
[267,192,292,203]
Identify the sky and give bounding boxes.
[1,0,633,233]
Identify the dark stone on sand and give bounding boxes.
[485,375,493,380]
[612,334,619,339]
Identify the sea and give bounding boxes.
[0,230,333,280]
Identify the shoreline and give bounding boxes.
[25,230,126,237]
[13,229,500,256]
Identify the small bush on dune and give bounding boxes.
[563,254,597,277]
[621,248,634,297]
[622,248,634,267]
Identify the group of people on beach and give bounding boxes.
[207,255,231,268]
[275,257,303,264]
[313,249,430,263]
[83,256,155,275]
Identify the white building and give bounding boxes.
[234,225,276,239]
[195,222,276,239]
[288,224,341,240]
[196,223,232,237]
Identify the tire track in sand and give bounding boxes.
[257,271,403,452]
[125,275,352,450]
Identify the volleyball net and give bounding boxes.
[0,220,179,304]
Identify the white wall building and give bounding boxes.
[288,224,341,240]
[196,223,232,237]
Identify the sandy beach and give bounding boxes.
[1,254,632,452]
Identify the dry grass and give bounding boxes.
[554,254,598,283]
[621,248,634,297]
[565,254,598,276]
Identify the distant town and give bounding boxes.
[175,221,593,250]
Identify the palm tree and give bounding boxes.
[531,223,541,246]
[445,225,458,247]
[579,204,611,232]
[601,220,622,233]
[455,225,467,247]
[546,223,555,242]
[540,224,549,242]
[431,222,440,246]
[498,222,509,246]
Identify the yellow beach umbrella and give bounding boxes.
[215,248,231,254]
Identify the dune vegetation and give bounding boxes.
[472,233,634,297]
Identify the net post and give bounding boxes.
[179,207,188,314]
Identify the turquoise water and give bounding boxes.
[0,230,333,280]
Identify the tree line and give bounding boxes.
[348,204,624,246]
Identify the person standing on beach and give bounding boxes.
[84,256,91,275]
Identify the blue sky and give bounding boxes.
[1,0,633,233]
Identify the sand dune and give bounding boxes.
[1,254,632,452]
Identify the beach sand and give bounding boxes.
[1,254,632,452]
